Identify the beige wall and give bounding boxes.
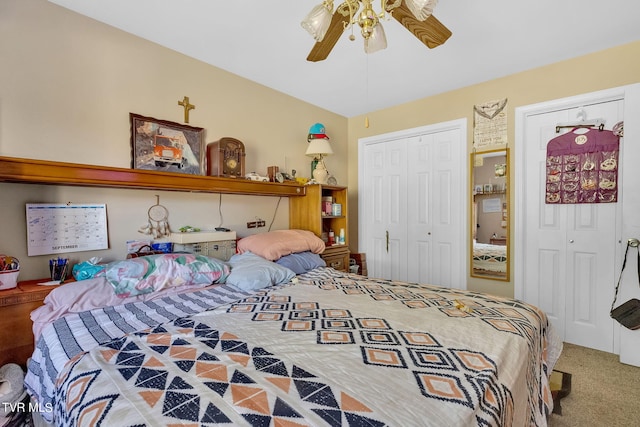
[347,41,640,297]
[2,0,639,293]
[0,0,347,279]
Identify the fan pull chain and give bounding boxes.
[365,55,370,128]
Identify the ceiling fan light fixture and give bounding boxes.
[405,0,438,21]
[301,1,334,42]
[303,0,450,62]
[358,0,379,39]
[364,21,387,54]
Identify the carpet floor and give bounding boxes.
[548,342,640,426]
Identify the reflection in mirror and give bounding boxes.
[470,148,509,281]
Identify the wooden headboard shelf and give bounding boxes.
[0,156,305,197]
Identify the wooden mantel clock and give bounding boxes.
[206,137,246,178]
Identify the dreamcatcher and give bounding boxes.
[138,195,171,238]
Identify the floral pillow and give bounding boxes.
[105,253,230,298]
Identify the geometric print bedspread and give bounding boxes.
[25,284,253,423]
[51,268,561,426]
[473,243,508,273]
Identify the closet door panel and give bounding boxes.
[537,249,563,328]
[434,241,453,286]
[520,99,622,353]
[408,162,431,283]
[362,143,390,280]
[414,240,431,283]
[388,237,405,282]
[565,202,618,351]
[523,116,568,324]
[371,237,388,280]
[432,129,462,288]
[387,139,409,280]
[571,251,598,323]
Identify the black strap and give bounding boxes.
[610,240,640,313]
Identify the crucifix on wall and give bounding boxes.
[178,96,195,123]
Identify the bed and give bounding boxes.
[473,242,508,275]
[24,230,561,426]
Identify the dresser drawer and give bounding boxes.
[323,254,346,270]
[321,246,350,272]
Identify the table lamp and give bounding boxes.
[306,138,333,184]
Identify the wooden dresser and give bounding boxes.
[321,245,350,272]
[490,237,507,246]
[0,279,62,368]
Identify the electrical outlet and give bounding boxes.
[247,221,257,228]
[256,220,265,228]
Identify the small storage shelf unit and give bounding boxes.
[289,184,349,272]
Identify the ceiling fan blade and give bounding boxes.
[392,3,451,49]
[306,8,350,62]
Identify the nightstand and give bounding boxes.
[0,279,64,368]
[490,237,507,246]
[321,245,350,272]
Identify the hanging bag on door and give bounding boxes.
[610,239,640,330]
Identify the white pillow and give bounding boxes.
[226,252,295,291]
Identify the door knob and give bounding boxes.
[569,239,574,243]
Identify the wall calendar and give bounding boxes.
[26,203,108,256]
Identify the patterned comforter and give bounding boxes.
[473,242,508,273]
[26,268,561,426]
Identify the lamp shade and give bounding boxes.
[364,21,387,54]
[306,138,333,157]
[405,0,437,21]
[301,3,333,42]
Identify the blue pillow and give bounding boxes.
[276,251,326,274]
[226,252,295,291]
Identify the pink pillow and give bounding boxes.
[237,229,325,261]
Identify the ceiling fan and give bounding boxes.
[302,0,452,62]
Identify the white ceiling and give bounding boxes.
[49,0,640,118]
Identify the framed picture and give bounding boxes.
[482,198,501,213]
[130,113,205,175]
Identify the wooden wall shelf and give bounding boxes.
[0,156,305,197]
